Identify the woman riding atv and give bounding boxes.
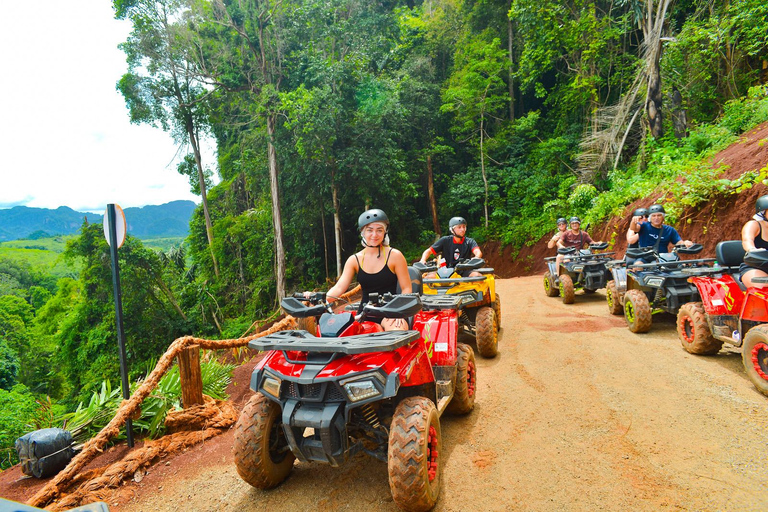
[548,217,568,249]
[741,194,768,288]
[323,208,412,331]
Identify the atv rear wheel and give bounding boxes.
[234,393,295,489]
[606,280,623,315]
[388,397,441,512]
[492,293,501,330]
[741,325,768,397]
[677,302,722,355]
[623,289,652,333]
[559,274,575,304]
[543,271,559,297]
[447,343,476,415]
[475,306,498,358]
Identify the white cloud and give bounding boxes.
[0,0,216,213]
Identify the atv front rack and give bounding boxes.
[248,329,421,355]
[682,265,740,276]
[629,258,715,271]
[423,276,487,285]
[544,252,615,262]
[420,295,467,311]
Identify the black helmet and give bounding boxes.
[357,209,389,231]
[648,204,665,215]
[756,195,768,213]
[556,217,567,225]
[569,216,581,224]
[633,208,649,217]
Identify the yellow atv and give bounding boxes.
[414,258,500,358]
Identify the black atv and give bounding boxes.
[618,244,715,333]
[543,242,613,304]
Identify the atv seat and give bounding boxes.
[397,266,423,295]
[716,240,747,290]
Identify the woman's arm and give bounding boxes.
[389,249,412,294]
[743,220,761,252]
[326,255,358,300]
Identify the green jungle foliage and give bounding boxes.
[2,0,768,473]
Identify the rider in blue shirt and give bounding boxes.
[628,204,692,264]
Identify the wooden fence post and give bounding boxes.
[178,344,204,407]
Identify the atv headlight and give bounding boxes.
[572,265,584,272]
[646,277,664,287]
[262,375,282,399]
[340,372,385,402]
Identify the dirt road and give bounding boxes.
[119,276,768,511]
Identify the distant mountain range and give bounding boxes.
[0,200,197,242]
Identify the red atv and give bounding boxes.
[677,241,768,396]
[233,289,476,512]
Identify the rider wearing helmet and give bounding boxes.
[554,216,600,265]
[547,217,568,249]
[627,207,649,248]
[740,195,768,287]
[419,216,483,277]
[325,208,412,330]
[628,204,693,263]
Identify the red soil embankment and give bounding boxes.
[485,122,768,277]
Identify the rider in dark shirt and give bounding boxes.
[325,209,412,331]
[627,204,692,264]
[419,216,483,277]
[741,195,768,287]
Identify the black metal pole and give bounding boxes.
[107,204,134,447]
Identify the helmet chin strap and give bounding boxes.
[755,211,767,222]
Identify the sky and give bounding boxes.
[0,1,216,214]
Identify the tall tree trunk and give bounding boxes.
[266,115,286,300]
[508,14,515,122]
[320,196,329,282]
[331,173,343,278]
[427,155,441,239]
[643,0,671,140]
[669,86,688,139]
[480,116,489,228]
[187,120,219,278]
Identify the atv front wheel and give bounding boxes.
[234,393,295,489]
[492,293,501,330]
[388,397,441,511]
[677,302,722,355]
[559,274,575,304]
[543,271,559,297]
[623,289,652,333]
[475,306,498,358]
[447,343,476,415]
[606,280,623,315]
[741,325,768,397]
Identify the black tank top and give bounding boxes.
[355,249,398,307]
[752,220,768,249]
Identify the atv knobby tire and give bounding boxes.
[623,289,652,333]
[447,343,476,415]
[233,392,295,489]
[388,397,442,512]
[606,280,623,315]
[475,306,498,358]
[741,325,768,397]
[492,293,501,330]
[677,302,722,355]
[543,271,559,297]
[559,274,575,304]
